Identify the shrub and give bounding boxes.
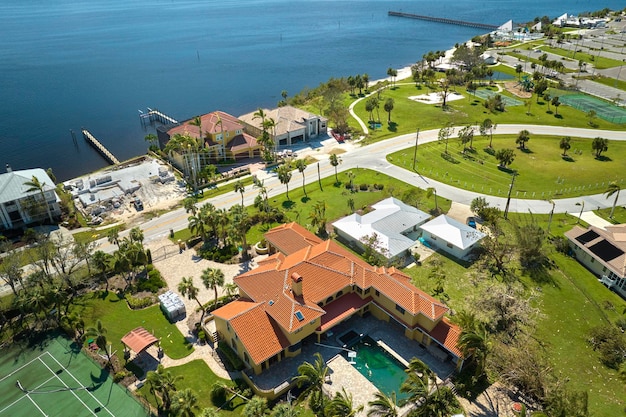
[359,183,368,191]
[136,268,166,293]
[218,341,245,371]
[210,383,227,406]
[374,183,384,190]
[114,370,131,382]
[187,236,203,248]
[125,293,154,309]
[198,243,238,263]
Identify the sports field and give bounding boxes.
[560,94,626,123]
[0,334,150,417]
[473,88,523,107]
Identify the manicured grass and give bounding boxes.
[246,168,451,246]
[136,360,245,416]
[387,135,626,199]
[73,224,126,244]
[71,291,193,363]
[538,44,626,69]
[595,206,626,224]
[351,80,622,144]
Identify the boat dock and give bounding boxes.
[388,11,499,31]
[82,129,120,165]
[139,108,179,125]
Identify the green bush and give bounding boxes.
[218,341,245,371]
[136,268,166,293]
[113,370,131,382]
[210,383,227,406]
[125,293,155,309]
[374,183,384,190]
[198,243,238,263]
[359,183,368,191]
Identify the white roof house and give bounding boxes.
[332,197,430,259]
[0,167,61,230]
[420,214,486,259]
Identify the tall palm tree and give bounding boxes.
[605,182,621,219]
[188,212,209,241]
[201,268,225,311]
[242,396,269,417]
[107,227,121,250]
[234,180,246,207]
[309,201,327,236]
[292,353,329,413]
[296,159,308,198]
[559,136,571,156]
[277,164,292,201]
[401,358,458,417]
[172,388,200,417]
[367,391,398,417]
[147,364,182,412]
[223,282,239,299]
[215,208,230,246]
[229,205,251,259]
[325,388,363,417]
[24,175,54,223]
[85,319,112,364]
[329,154,342,183]
[426,187,438,212]
[458,323,491,376]
[183,197,198,215]
[178,277,205,313]
[516,129,530,150]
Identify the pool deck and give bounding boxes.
[246,314,456,413]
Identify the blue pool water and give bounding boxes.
[418,237,431,248]
[346,336,408,400]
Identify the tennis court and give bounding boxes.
[559,94,626,123]
[473,88,523,107]
[0,334,151,417]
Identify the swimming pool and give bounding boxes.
[346,336,408,400]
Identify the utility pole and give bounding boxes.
[503,172,517,219]
[412,128,420,171]
[317,162,322,191]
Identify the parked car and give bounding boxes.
[466,217,477,229]
[133,197,144,211]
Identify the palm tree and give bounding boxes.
[271,403,299,417]
[91,250,111,291]
[329,154,342,183]
[605,182,621,219]
[552,96,561,116]
[144,133,158,150]
[199,408,221,417]
[201,267,225,311]
[592,137,609,158]
[178,277,205,313]
[401,358,458,417]
[426,187,438,212]
[277,164,292,200]
[516,129,530,150]
[183,197,198,215]
[367,391,398,417]
[172,388,200,417]
[384,98,395,123]
[479,118,496,148]
[309,201,327,236]
[223,282,238,299]
[295,159,308,198]
[147,364,182,412]
[457,322,491,376]
[230,205,251,259]
[107,227,121,249]
[515,64,523,80]
[559,136,571,156]
[189,116,204,148]
[188,211,209,241]
[85,320,112,364]
[234,180,246,207]
[438,123,453,154]
[24,175,54,223]
[292,352,329,413]
[325,388,363,417]
[242,396,269,417]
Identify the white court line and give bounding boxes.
[43,352,115,417]
[0,352,49,384]
[24,394,48,417]
[0,375,57,414]
[36,357,97,417]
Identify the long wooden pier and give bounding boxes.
[388,11,499,30]
[139,108,179,125]
[82,129,120,165]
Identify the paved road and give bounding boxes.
[94,124,626,255]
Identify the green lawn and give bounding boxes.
[387,135,626,199]
[538,44,626,69]
[350,80,622,144]
[71,291,193,363]
[594,206,626,224]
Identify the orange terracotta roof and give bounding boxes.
[226,133,260,153]
[265,290,324,333]
[121,327,159,354]
[265,222,322,255]
[229,303,291,365]
[429,317,463,358]
[319,294,372,332]
[212,300,260,320]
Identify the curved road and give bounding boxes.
[101,124,626,254]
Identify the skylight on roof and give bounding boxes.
[268,300,274,306]
[295,310,304,321]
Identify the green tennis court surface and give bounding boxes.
[473,88,523,107]
[560,94,626,123]
[0,334,150,417]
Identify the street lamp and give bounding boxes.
[576,201,585,224]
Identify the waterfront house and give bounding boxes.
[212,222,462,377]
[419,214,486,260]
[157,111,262,176]
[0,166,60,230]
[238,106,328,148]
[565,224,626,298]
[332,197,430,262]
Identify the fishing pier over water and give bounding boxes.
[82,129,120,165]
[388,11,499,31]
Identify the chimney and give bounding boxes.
[6,164,12,173]
[291,272,303,297]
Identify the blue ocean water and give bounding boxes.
[0,0,622,180]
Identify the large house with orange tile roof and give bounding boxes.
[157,111,262,176]
[212,222,463,376]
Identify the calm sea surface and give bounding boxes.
[1,0,622,180]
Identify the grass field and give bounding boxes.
[0,333,150,417]
[71,291,193,366]
[537,44,626,70]
[387,135,626,199]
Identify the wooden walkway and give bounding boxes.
[388,11,499,30]
[139,108,179,125]
[82,129,120,165]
